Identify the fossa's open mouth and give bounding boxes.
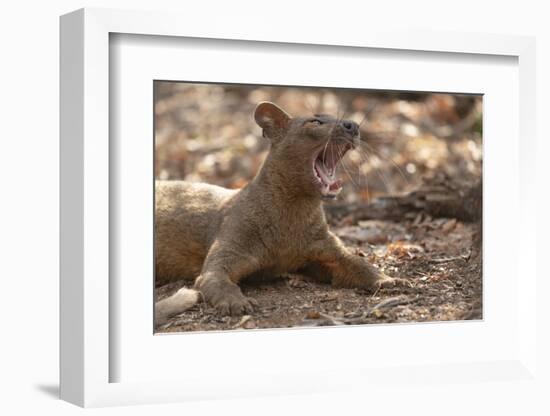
[312,140,354,198]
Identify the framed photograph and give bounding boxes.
[60,8,539,408]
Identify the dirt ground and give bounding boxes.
[156,212,482,332]
[154,82,483,333]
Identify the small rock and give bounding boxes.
[372,309,384,318]
[305,310,321,319]
[441,218,457,233]
[243,320,257,329]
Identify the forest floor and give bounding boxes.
[156,210,482,332]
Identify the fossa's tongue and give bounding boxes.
[313,141,353,198]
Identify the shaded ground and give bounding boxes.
[156,212,481,332]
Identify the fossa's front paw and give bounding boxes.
[213,292,258,316]
[196,275,258,316]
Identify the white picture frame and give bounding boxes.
[60,7,539,408]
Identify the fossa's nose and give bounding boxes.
[341,120,359,135]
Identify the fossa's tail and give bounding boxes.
[155,288,200,325]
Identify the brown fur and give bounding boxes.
[155,102,402,318]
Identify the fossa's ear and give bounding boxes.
[254,102,291,141]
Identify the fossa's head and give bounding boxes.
[254,101,360,199]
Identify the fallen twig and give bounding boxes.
[429,256,466,263]
[344,296,418,325]
[301,311,345,326]
[231,315,251,329]
[371,295,411,311]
